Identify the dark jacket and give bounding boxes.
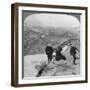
[45,46,53,54]
[56,47,66,61]
[70,46,77,55]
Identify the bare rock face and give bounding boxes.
[36,59,80,77]
[24,54,80,78]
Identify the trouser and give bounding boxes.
[72,54,76,65]
[47,54,52,63]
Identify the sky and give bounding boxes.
[24,13,80,34]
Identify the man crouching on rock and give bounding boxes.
[45,43,54,64]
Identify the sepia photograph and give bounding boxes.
[11,3,88,87]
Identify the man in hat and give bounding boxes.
[45,43,54,64]
[70,44,79,65]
